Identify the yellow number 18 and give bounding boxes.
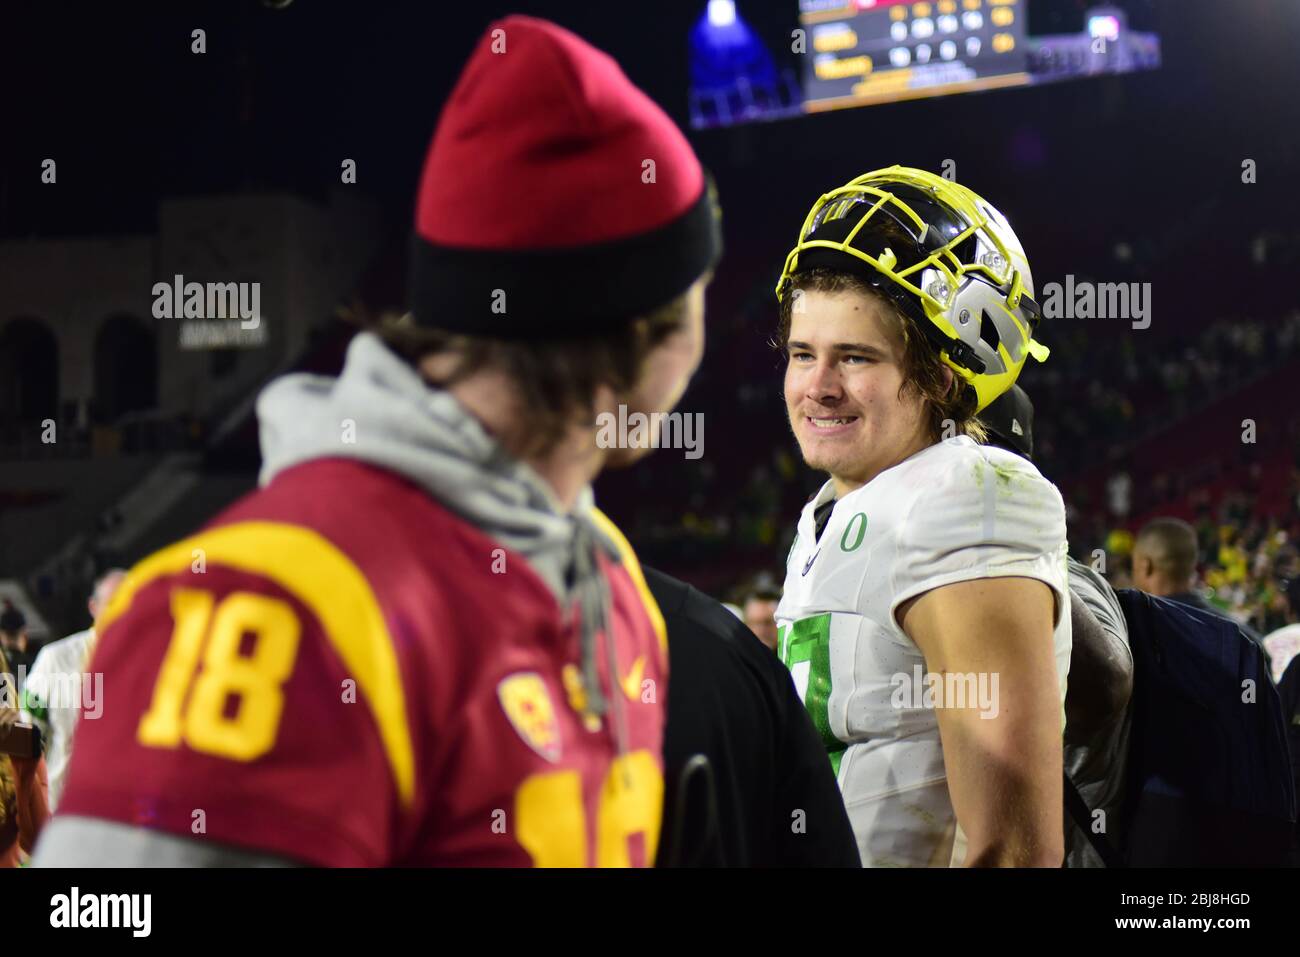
[515,751,663,867]
[137,587,300,761]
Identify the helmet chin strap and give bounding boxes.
[944,338,987,375]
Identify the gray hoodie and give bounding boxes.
[256,331,624,724]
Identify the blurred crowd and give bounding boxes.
[1031,312,1300,479]
[1090,492,1300,685]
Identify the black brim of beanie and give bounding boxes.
[408,181,722,339]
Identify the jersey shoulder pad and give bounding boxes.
[902,441,1066,554]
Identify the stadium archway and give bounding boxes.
[94,314,158,423]
[0,317,58,426]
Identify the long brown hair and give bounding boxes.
[374,292,692,460]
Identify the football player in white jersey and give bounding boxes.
[772,167,1071,866]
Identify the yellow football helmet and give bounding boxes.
[776,165,1050,412]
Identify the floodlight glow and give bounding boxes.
[1089,15,1121,42]
[708,0,736,28]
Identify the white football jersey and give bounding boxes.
[20,627,95,812]
[776,435,1072,867]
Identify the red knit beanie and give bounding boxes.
[409,15,721,338]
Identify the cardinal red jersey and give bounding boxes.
[58,458,667,866]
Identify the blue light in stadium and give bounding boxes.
[689,1,799,129]
[690,2,775,94]
[707,0,736,28]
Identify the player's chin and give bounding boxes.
[800,435,866,477]
[797,442,843,475]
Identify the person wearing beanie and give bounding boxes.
[37,15,719,868]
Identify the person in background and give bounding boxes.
[1276,651,1300,864]
[0,646,49,866]
[1263,579,1300,683]
[1132,518,1267,651]
[21,569,126,812]
[739,575,781,652]
[0,606,34,698]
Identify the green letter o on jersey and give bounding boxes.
[839,513,867,552]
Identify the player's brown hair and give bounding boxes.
[773,267,986,445]
[375,291,692,459]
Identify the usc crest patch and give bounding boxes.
[498,672,562,762]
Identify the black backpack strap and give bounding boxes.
[1064,771,1125,868]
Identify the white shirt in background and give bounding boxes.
[21,627,95,812]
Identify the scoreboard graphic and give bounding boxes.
[687,1,1160,130]
[800,0,1030,111]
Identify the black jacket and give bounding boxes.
[1168,591,1267,653]
[647,567,860,867]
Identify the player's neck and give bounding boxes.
[830,432,935,499]
[524,427,606,513]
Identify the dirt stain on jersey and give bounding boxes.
[973,458,1023,490]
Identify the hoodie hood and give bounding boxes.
[256,331,623,722]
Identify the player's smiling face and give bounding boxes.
[784,288,933,496]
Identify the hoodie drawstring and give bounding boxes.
[571,520,630,763]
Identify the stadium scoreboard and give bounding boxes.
[799,0,1029,111]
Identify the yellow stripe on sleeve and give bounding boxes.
[97,521,416,807]
[589,508,668,661]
